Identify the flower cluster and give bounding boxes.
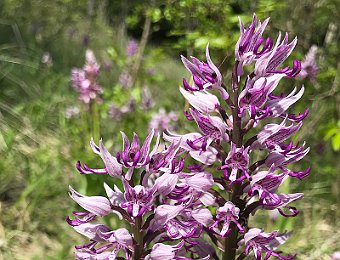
[71,49,103,104]
[68,14,310,260]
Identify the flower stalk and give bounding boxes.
[133,216,143,260]
[224,72,243,260]
[90,100,100,143]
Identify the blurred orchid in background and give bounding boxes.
[149,108,178,134]
[71,49,103,104]
[297,45,318,82]
[65,106,80,119]
[126,39,139,57]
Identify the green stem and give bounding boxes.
[130,13,151,87]
[223,113,243,259]
[133,217,144,260]
[223,223,238,260]
[90,100,100,141]
[223,74,243,260]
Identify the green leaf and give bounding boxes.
[151,8,162,23]
[331,132,340,151]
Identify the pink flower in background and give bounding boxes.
[108,103,124,120]
[141,86,155,110]
[71,49,103,104]
[332,252,340,260]
[65,106,80,119]
[149,108,178,133]
[298,45,318,81]
[126,39,139,57]
[120,99,136,114]
[118,70,133,89]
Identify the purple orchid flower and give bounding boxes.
[238,74,284,118]
[146,139,182,175]
[244,169,303,217]
[255,33,301,79]
[151,203,213,241]
[190,108,229,145]
[163,131,219,165]
[251,119,302,150]
[211,202,244,237]
[235,14,272,75]
[220,143,251,182]
[181,45,229,100]
[76,139,122,177]
[150,204,186,231]
[265,144,310,168]
[116,130,155,180]
[265,87,305,117]
[74,224,133,260]
[239,228,295,260]
[166,171,216,206]
[66,211,97,227]
[120,179,156,218]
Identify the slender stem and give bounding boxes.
[223,64,243,260]
[90,100,100,141]
[133,217,143,260]
[223,223,238,260]
[130,13,152,86]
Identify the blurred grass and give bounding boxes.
[0,25,186,259]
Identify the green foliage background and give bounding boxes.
[0,0,339,259]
